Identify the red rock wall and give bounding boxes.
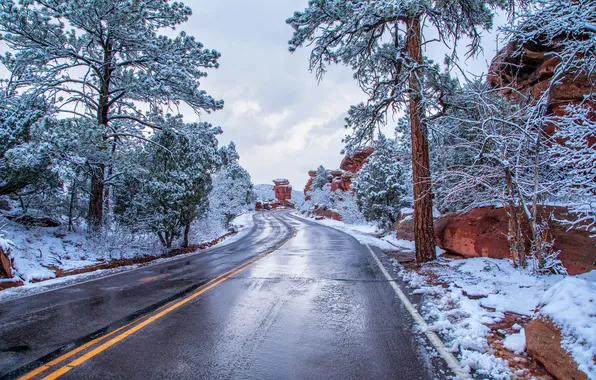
[525,318,588,380]
[304,148,373,199]
[340,147,374,173]
[489,39,595,135]
[394,206,596,275]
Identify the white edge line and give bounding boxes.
[365,244,470,379]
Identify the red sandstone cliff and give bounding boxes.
[304,148,374,200]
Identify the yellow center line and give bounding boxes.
[18,252,270,380]
[17,321,136,380]
[19,247,282,380]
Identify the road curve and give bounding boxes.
[0,211,443,379]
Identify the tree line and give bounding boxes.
[0,0,254,248]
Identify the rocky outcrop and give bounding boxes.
[525,317,588,380]
[393,206,596,275]
[255,200,294,211]
[329,170,355,192]
[340,147,374,173]
[273,178,292,201]
[312,206,341,221]
[489,39,595,135]
[304,170,317,200]
[6,214,60,227]
[304,148,373,199]
[0,246,13,278]
[256,179,295,211]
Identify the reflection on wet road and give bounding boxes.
[0,211,441,379]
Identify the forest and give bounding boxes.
[0,0,256,258]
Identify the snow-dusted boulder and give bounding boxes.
[393,206,596,275]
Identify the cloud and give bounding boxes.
[183,0,505,190]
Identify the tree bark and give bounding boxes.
[504,167,526,267]
[406,16,436,264]
[88,39,113,232]
[88,164,104,232]
[182,223,191,248]
[68,179,77,232]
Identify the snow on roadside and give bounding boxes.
[536,277,596,377]
[0,216,163,282]
[210,212,256,249]
[399,261,514,378]
[0,213,256,299]
[398,256,596,379]
[503,330,526,354]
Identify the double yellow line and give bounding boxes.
[18,247,281,380]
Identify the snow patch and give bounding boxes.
[503,330,526,354]
[537,277,596,377]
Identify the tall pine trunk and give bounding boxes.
[182,223,191,248]
[88,41,113,232]
[88,165,105,232]
[406,16,435,263]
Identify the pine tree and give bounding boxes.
[208,143,256,228]
[0,0,223,231]
[353,134,408,230]
[0,95,54,196]
[312,165,329,190]
[114,117,221,248]
[287,0,515,263]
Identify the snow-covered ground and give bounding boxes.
[0,213,256,297]
[399,258,558,378]
[0,216,163,282]
[296,213,415,251]
[536,276,596,377]
[295,212,596,379]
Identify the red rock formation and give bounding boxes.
[0,246,13,278]
[255,200,294,211]
[340,147,374,173]
[302,149,374,220]
[304,171,317,199]
[256,179,295,211]
[525,318,588,380]
[394,206,596,275]
[312,206,341,221]
[489,39,595,135]
[304,148,373,199]
[273,178,292,201]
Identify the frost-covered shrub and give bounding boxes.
[332,191,365,225]
[254,184,275,202]
[207,161,255,227]
[312,165,329,190]
[353,134,408,230]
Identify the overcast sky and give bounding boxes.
[178,1,506,190]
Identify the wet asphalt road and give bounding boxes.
[0,211,441,379]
